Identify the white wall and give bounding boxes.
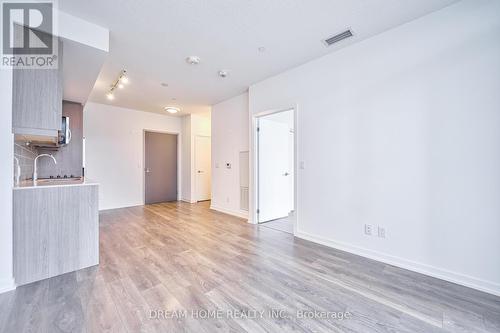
[181,116,192,202]
[58,11,109,52]
[211,93,249,218]
[84,103,182,210]
[180,112,211,203]
[249,0,500,295]
[0,68,14,293]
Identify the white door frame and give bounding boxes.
[251,106,298,234]
[194,134,211,202]
[142,129,182,205]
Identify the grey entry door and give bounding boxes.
[145,132,178,204]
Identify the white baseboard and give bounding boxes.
[295,230,500,297]
[0,278,16,294]
[210,204,249,219]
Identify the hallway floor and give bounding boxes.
[260,215,294,234]
[0,201,499,332]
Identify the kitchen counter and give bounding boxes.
[14,177,99,189]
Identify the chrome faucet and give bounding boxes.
[14,156,21,186]
[33,154,57,181]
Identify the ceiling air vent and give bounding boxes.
[323,29,353,46]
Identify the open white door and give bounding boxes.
[257,116,293,223]
[195,136,211,201]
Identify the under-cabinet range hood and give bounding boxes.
[15,116,71,149]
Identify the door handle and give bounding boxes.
[197,170,204,174]
[283,172,290,176]
[145,168,151,173]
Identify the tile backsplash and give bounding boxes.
[14,143,37,182]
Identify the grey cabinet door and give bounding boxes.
[13,189,50,283]
[12,38,63,134]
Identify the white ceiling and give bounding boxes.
[59,0,458,116]
[62,38,108,104]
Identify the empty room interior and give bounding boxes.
[1,0,500,332]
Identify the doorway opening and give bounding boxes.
[144,131,179,204]
[195,135,211,202]
[256,109,295,234]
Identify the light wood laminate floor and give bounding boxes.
[0,201,499,332]
[260,216,294,234]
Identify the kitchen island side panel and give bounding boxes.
[13,184,99,286]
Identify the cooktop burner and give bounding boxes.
[45,175,80,180]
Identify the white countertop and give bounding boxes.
[14,178,99,190]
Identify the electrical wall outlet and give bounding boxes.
[364,224,373,236]
[378,227,386,238]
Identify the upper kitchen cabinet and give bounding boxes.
[12,37,63,136]
[11,11,109,139]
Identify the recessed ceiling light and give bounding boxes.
[164,107,180,114]
[186,56,200,65]
[218,70,229,78]
[106,92,115,100]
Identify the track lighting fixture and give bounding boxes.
[106,70,128,100]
